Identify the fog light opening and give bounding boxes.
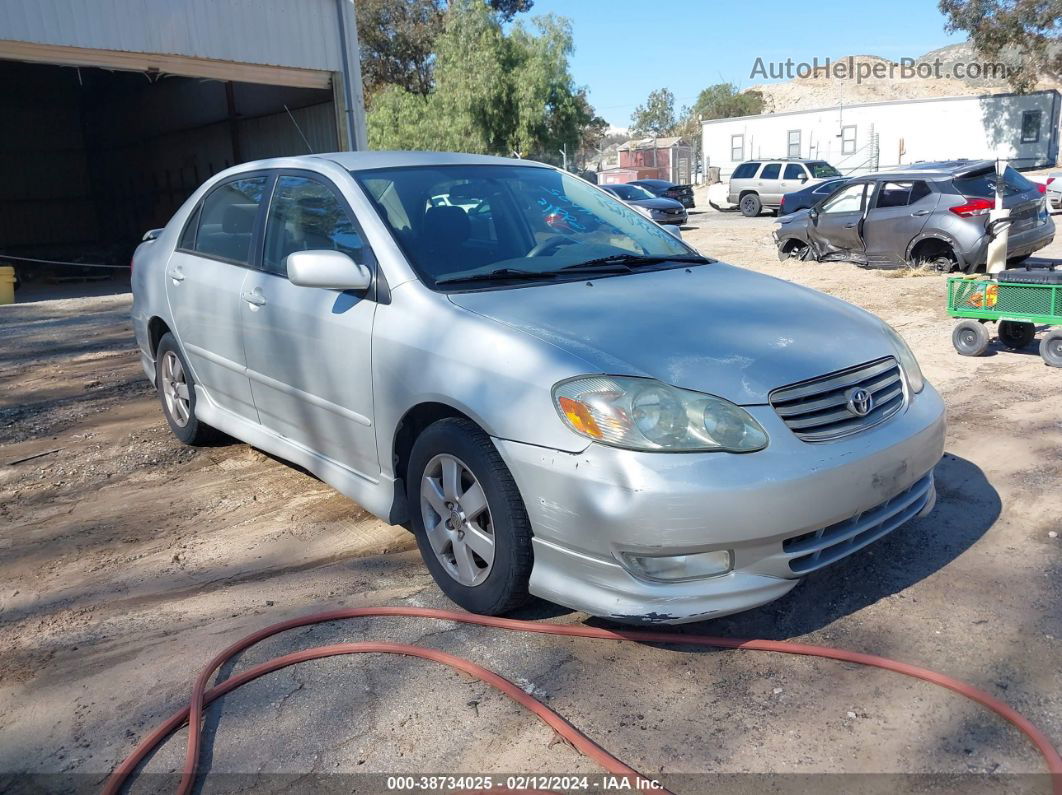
[623,549,733,582]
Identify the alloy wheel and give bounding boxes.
[420,454,496,586]
[161,350,191,427]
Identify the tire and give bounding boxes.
[998,320,1035,350]
[1040,329,1062,368]
[155,333,221,445]
[407,418,533,615]
[739,193,761,217]
[952,320,990,357]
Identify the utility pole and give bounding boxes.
[558,144,568,171]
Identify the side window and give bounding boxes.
[178,204,201,250]
[760,163,781,180]
[193,176,268,265]
[821,183,867,214]
[263,175,375,277]
[783,164,805,180]
[732,162,760,179]
[875,182,913,209]
[909,181,932,204]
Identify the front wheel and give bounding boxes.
[1040,329,1062,367]
[407,418,533,615]
[952,319,990,357]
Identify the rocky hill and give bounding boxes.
[751,42,1062,113]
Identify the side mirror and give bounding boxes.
[799,176,809,183]
[809,206,820,222]
[664,224,682,239]
[287,250,372,291]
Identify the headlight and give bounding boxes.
[631,204,653,219]
[553,376,769,452]
[883,324,925,393]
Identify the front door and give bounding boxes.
[809,181,871,259]
[862,180,937,266]
[240,173,380,479]
[778,163,808,203]
[164,175,269,422]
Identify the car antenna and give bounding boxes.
[284,104,315,154]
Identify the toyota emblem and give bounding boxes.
[846,387,874,417]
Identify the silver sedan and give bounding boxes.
[131,152,945,623]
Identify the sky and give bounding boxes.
[526,0,967,129]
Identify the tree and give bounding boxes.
[688,83,763,121]
[938,0,1062,91]
[366,0,593,163]
[356,0,535,100]
[629,88,676,137]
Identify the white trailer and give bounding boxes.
[702,90,1060,179]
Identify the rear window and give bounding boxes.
[953,166,1037,198]
[760,163,781,179]
[732,162,760,179]
[808,162,842,178]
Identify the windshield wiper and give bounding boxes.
[571,253,712,268]
[435,268,561,286]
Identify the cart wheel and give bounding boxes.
[952,320,990,356]
[998,320,1036,350]
[1039,329,1062,368]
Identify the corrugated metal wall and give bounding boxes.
[0,0,346,72]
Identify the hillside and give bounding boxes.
[751,42,1062,113]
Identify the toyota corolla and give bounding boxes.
[131,152,945,623]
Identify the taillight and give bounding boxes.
[780,195,786,209]
[1037,183,1047,194]
[949,197,993,218]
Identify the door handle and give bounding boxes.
[844,223,857,228]
[241,291,267,307]
[911,209,931,216]
[166,268,185,283]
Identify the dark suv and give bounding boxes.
[774,160,1054,272]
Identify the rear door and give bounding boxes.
[239,171,380,478]
[808,181,871,258]
[164,174,269,422]
[862,180,937,266]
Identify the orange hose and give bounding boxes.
[102,606,1062,795]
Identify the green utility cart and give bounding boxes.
[947,269,1062,367]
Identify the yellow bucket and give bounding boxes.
[0,266,15,306]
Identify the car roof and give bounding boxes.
[306,151,553,172]
[867,159,993,180]
[631,178,670,186]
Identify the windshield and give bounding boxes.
[953,166,1037,199]
[353,164,696,289]
[808,162,842,178]
[606,184,656,201]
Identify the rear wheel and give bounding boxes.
[155,333,221,445]
[1040,329,1062,367]
[739,193,761,217]
[998,320,1035,350]
[407,418,533,615]
[952,320,990,357]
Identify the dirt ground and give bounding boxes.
[1,196,1060,794]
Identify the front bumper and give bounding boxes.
[494,384,946,624]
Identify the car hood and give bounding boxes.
[448,262,896,404]
[777,207,812,224]
[629,197,684,211]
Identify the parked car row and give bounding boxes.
[600,183,687,225]
[728,159,843,216]
[774,160,1055,272]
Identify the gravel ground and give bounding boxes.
[0,197,1059,794]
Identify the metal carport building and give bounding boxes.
[0,0,367,271]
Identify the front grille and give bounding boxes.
[769,357,905,442]
[783,473,933,574]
